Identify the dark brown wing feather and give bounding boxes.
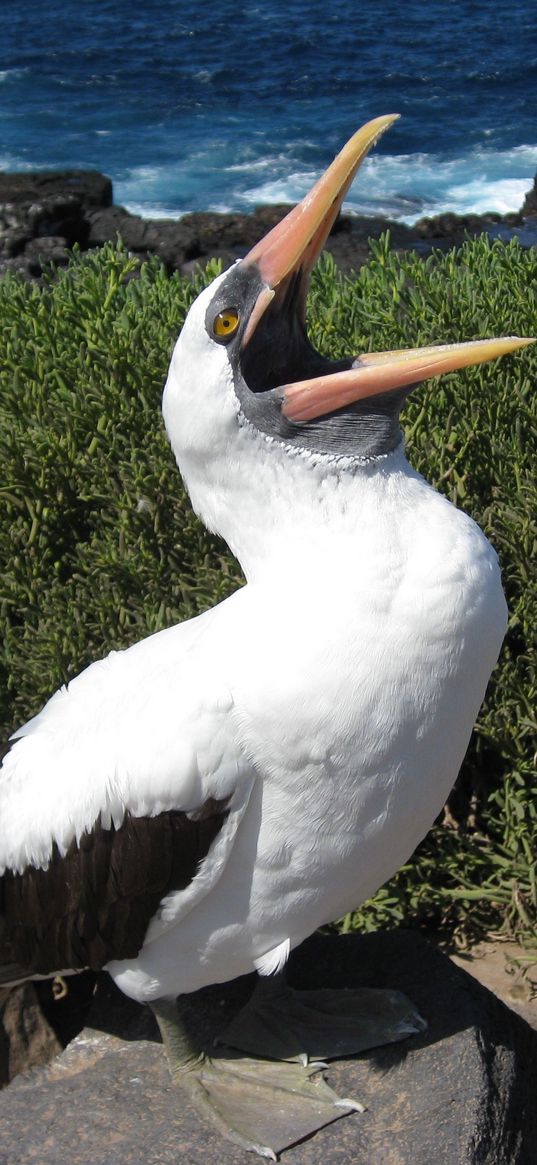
[0,798,229,978]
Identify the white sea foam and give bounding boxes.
[0,155,38,172]
[240,171,316,206]
[346,148,537,223]
[226,156,290,174]
[123,202,183,220]
[214,147,536,224]
[436,178,533,217]
[115,165,179,214]
[0,68,29,83]
[112,144,537,224]
[193,69,217,84]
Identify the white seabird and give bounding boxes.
[0,115,533,1158]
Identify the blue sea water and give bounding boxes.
[1,0,537,223]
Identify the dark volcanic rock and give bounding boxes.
[86,203,292,273]
[1,165,536,281]
[0,170,112,209]
[520,175,537,218]
[0,170,112,278]
[23,236,71,276]
[413,210,505,239]
[0,192,87,274]
[0,932,535,1165]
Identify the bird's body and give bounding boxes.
[0,434,506,1001]
[0,114,530,1158]
[114,443,507,1001]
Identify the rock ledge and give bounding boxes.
[1,167,537,280]
[0,932,535,1165]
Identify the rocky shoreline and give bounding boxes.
[1,166,537,281]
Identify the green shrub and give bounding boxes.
[0,236,535,948]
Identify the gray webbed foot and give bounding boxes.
[220,971,427,1062]
[151,996,358,1160]
[151,976,425,1159]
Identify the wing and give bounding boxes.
[0,599,255,981]
[0,796,229,977]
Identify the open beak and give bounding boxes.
[241,115,534,422]
[281,337,534,422]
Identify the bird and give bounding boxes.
[0,114,533,1160]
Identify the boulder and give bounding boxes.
[414,211,505,240]
[86,204,291,273]
[0,932,535,1164]
[520,176,537,218]
[24,236,71,276]
[0,983,61,1086]
[0,170,112,209]
[0,192,89,270]
[0,170,112,278]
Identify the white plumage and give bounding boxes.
[0,278,508,999]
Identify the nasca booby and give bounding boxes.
[0,115,533,1159]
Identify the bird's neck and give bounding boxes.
[179,429,430,584]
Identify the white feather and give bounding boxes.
[254,939,291,977]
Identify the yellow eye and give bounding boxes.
[213,309,240,340]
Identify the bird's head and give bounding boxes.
[163,115,532,554]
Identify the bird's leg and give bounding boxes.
[220,970,427,1063]
[151,994,361,1160]
[151,997,205,1074]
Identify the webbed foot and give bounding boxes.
[220,972,426,1062]
[151,997,360,1159]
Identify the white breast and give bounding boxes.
[110,449,507,1002]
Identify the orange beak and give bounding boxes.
[281,337,535,422]
[241,115,534,421]
[244,114,399,292]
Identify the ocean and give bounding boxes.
[1,0,537,224]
